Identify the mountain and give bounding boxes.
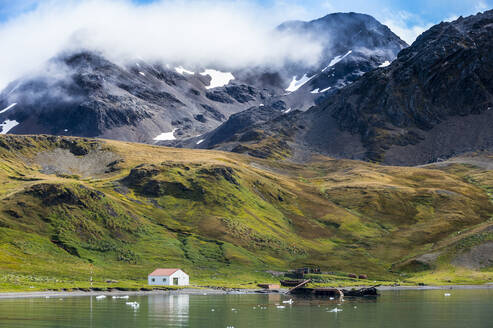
[0,52,270,143]
[0,12,406,144]
[276,12,407,110]
[198,10,493,165]
[0,135,492,287]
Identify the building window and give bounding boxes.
[151,278,155,282]
[163,278,166,282]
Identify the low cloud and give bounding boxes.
[0,0,324,90]
[381,12,433,45]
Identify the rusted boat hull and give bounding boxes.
[342,287,379,297]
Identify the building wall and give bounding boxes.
[148,270,189,286]
[170,270,189,286]
[148,275,170,286]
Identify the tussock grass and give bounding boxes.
[0,135,492,290]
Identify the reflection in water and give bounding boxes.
[267,293,281,303]
[0,289,493,327]
[148,294,189,326]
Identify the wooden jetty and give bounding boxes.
[286,279,311,294]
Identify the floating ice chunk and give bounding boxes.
[96,295,106,300]
[113,295,129,299]
[0,103,17,114]
[175,66,195,75]
[328,308,343,312]
[379,60,391,68]
[444,293,451,296]
[286,74,314,92]
[276,305,286,309]
[200,69,234,89]
[126,301,140,309]
[154,129,177,141]
[282,299,294,304]
[0,120,19,134]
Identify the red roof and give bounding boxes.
[148,268,182,276]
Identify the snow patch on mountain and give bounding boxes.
[0,103,17,114]
[153,129,177,141]
[379,60,391,67]
[0,120,19,134]
[322,50,353,72]
[175,66,195,75]
[286,74,314,92]
[200,69,235,89]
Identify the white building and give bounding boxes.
[148,268,189,286]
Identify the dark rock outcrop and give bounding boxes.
[300,10,493,164]
[205,11,493,165]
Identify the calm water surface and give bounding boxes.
[0,289,492,327]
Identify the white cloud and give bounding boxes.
[475,0,489,11]
[382,17,432,45]
[0,0,323,90]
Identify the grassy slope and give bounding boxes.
[0,135,492,291]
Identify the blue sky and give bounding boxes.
[0,0,491,89]
[1,0,491,28]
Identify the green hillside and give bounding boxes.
[0,135,492,291]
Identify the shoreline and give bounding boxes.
[1,284,493,299]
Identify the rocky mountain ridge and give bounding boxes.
[194,10,493,165]
[0,12,406,144]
